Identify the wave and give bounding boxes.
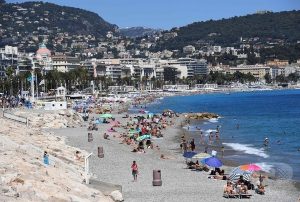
[208,118,219,123]
[205,129,217,134]
[182,126,202,132]
[223,143,269,158]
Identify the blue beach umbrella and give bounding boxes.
[183,151,197,158]
[203,156,223,168]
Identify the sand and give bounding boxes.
[51,113,300,202]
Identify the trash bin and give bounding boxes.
[88,133,93,142]
[152,170,162,186]
[98,146,104,158]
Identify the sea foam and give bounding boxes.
[223,143,269,158]
[208,118,219,123]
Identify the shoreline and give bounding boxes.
[50,110,299,201]
[2,89,299,201]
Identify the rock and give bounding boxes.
[109,190,123,202]
[187,112,220,120]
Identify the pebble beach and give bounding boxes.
[51,112,300,202]
[0,92,300,201]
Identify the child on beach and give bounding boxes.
[43,151,49,165]
[131,161,138,182]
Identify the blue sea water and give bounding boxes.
[147,90,300,181]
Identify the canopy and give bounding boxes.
[100,114,112,118]
[203,156,223,168]
[136,134,151,141]
[192,152,211,160]
[183,151,197,158]
[110,120,120,126]
[240,164,261,172]
[228,167,252,182]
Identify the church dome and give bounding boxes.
[36,43,51,57]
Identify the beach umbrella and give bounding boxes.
[183,151,197,158]
[203,156,223,168]
[136,134,151,141]
[240,164,261,172]
[110,120,120,126]
[191,152,211,160]
[228,167,252,182]
[100,113,112,118]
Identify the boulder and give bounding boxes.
[109,190,123,202]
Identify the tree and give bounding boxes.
[287,73,299,83]
[264,73,272,84]
[275,74,286,83]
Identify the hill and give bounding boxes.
[153,10,300,50]
[119,27,162,38]
[0,1,116,51]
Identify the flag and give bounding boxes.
[39,79,45,86]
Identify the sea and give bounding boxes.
[146,89,300,181]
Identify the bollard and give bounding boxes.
[97,146,104,158]
[88,133,93,142]
[152,170,162,186]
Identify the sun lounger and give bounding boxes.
[223,193,240,199]
[240,193,252,199]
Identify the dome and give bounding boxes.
[36,43,51,57]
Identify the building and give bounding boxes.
[169,58,208,78]
[52,54,80,72]
[162,85,189,91]
[183,45,196,54]
[267,59,289,67]
[229,65,270,80]
[0,46,18,78]
[270,66,285,79]
[35,43,52,72]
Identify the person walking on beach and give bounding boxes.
[190,139,195,151]
[131,161,138,182]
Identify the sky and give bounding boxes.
[6,0,300,29]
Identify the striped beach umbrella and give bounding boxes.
[228,167,252,182]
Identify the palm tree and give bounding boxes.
[5,66,15,95]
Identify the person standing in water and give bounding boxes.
[200,131,205,145]
[263,138,269,147]
[131,161,138,182]
[190,139,195,151]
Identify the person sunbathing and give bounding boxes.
[240,183,248,194]
[224,181,236,194]
[209,173,228,180]
[256,185,265,195]
[103,133,110,140]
